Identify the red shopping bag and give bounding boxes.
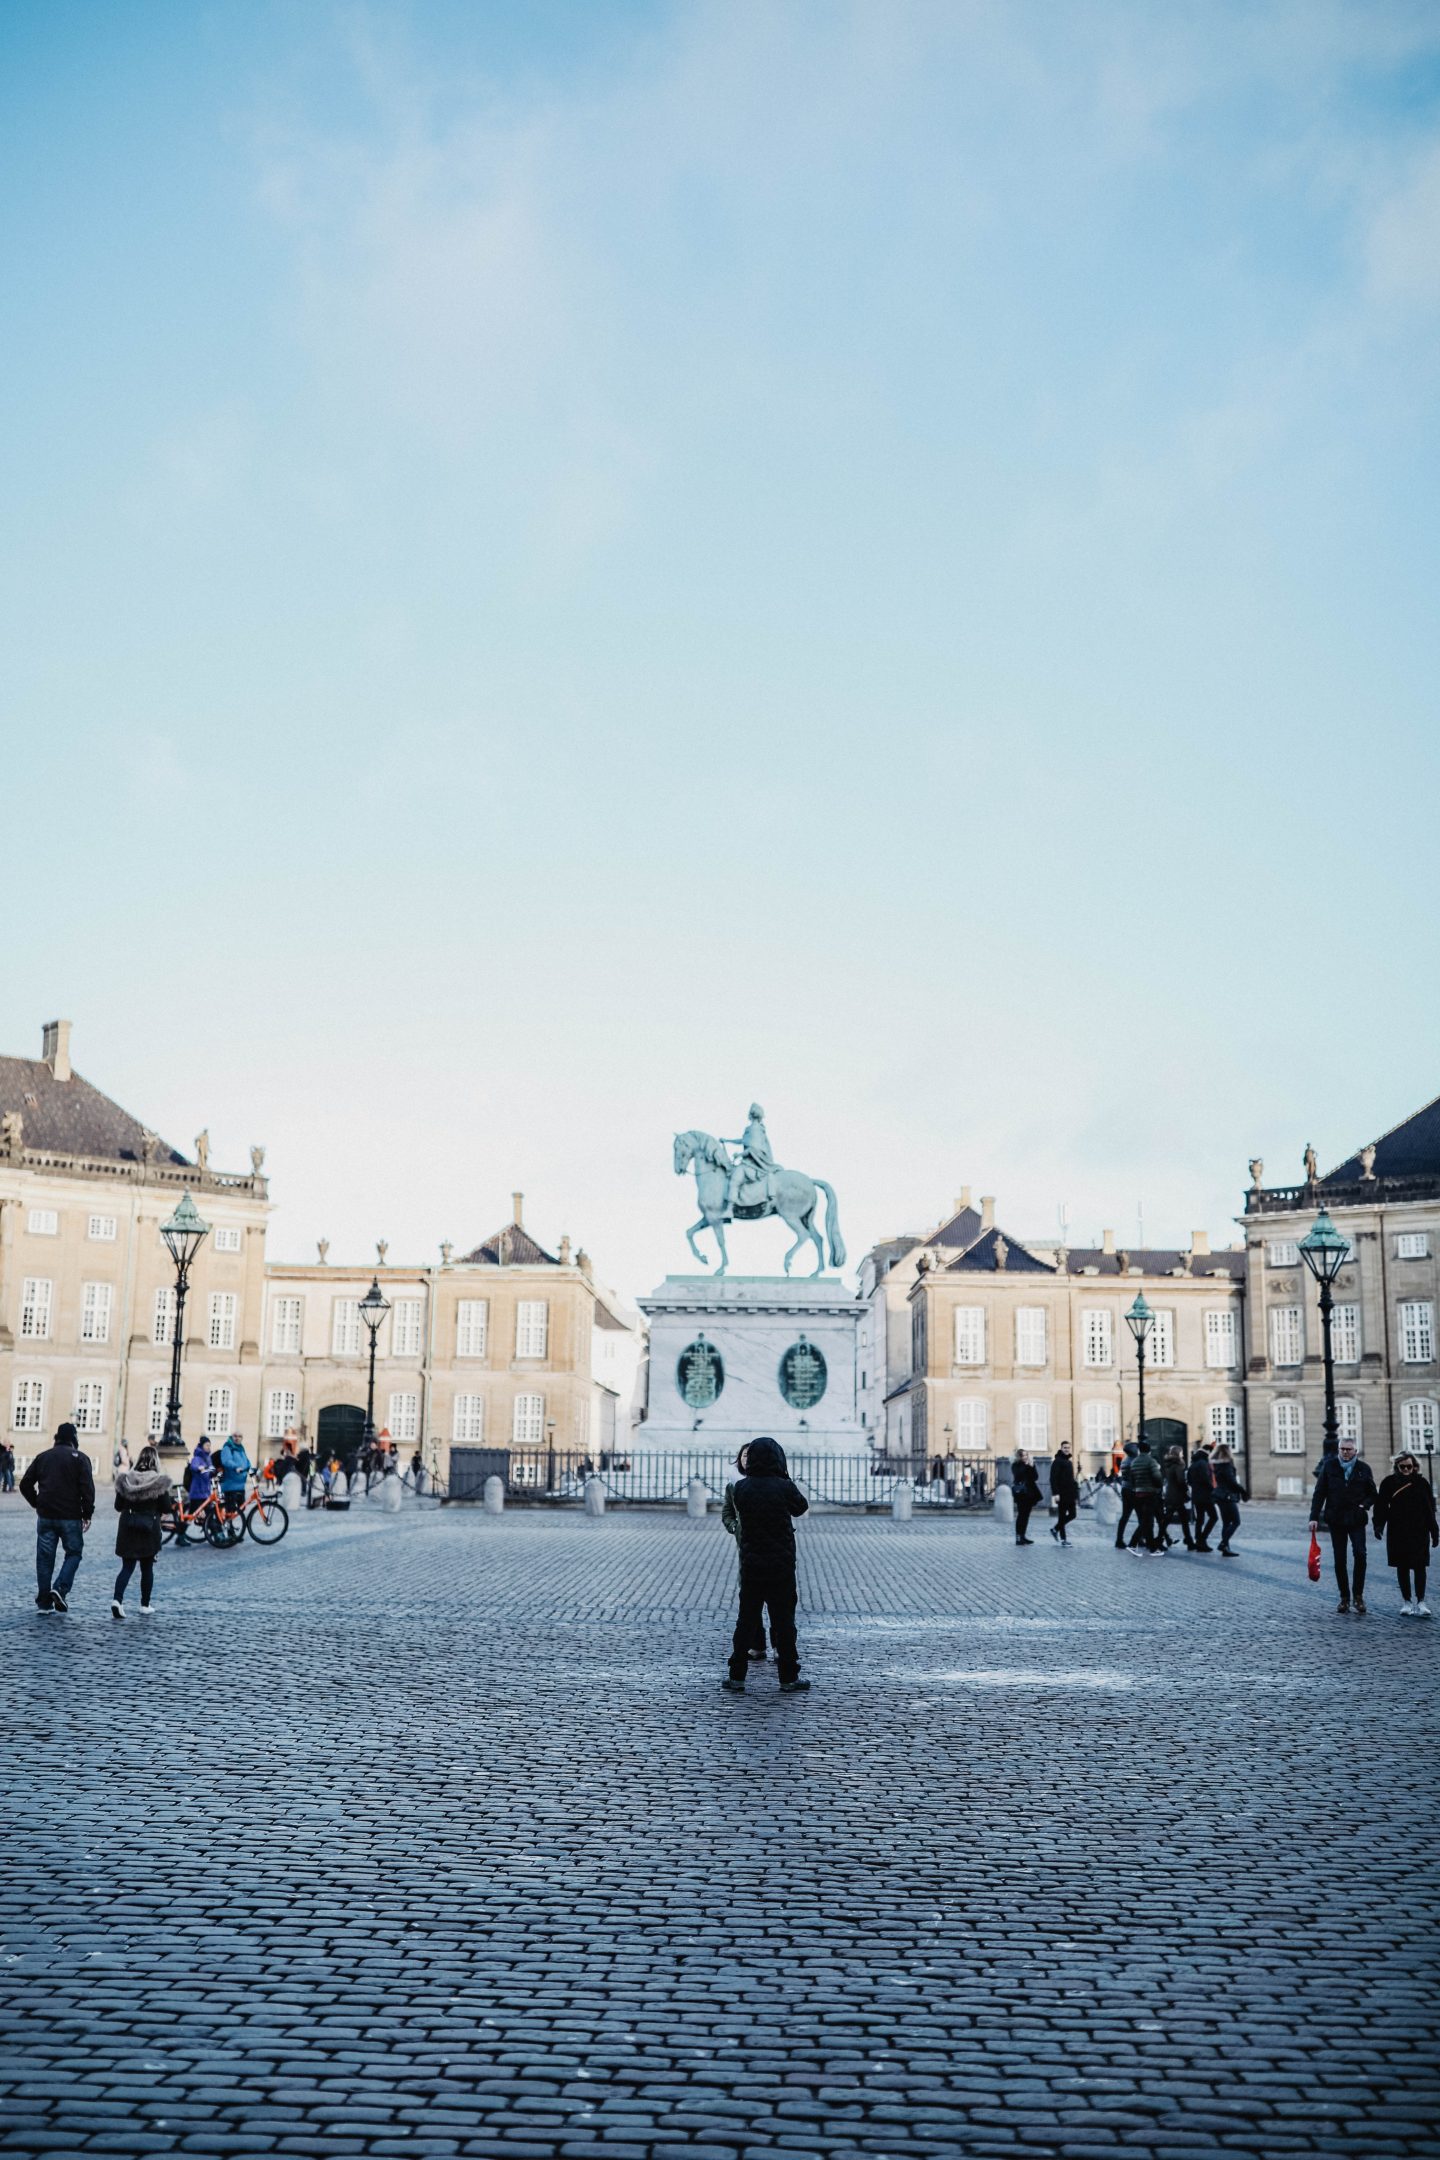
[1307,1531,1322,1582]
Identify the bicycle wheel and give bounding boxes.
[206,1511,244,1547]
[246,1496,289,1545]
[179,1513,210,1545]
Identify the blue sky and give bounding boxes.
[3,0,1438,1294]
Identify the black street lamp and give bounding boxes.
[545,1415,557,1496]
[159,1191,210,1453]
[1125,1291,1154,1455]
[358,1276,390,1458]
[1299,1207,1351,1457]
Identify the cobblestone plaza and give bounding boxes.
[1,1499,1437,2160]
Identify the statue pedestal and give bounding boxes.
[635,1275,866,1455]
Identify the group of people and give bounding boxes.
[1009,1436,1247,1554]
[17,1421,172,1617]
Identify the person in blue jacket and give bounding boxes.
[186,1439,214,1503]
[217,1432,251,1506]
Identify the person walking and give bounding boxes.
[1160,1445,1196,1550]
[1372,1453,1439,1616]
[1048,1440,1079,1544]
[1113,1442,1139,1549]
[1187,1444,1218,1551]
[1130,1439,1165,1554]
[1011,1451,1042,1545]
[19,1422,95,1613]
[111,1446,173,1618]
[722,1437,810,1693]
[722,1443,770,1662]
[0,1439,15,1493]
[1211,1442,1248,1558]
[1309,1435,1379,1613]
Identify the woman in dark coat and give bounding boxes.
[1373,1453,1439,1615]
[1010,1451,1042,1545]
[1160,1446,1195,1550]
[1048,1441,1079,1545]
[1211,1444,1247,1557]
[112,1445,173,1618]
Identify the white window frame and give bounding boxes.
[153,1285,176,1347]
[73,1379,105,1434]
[205,1383,235,1438]
[1331,1302,1361,1365]
[81,1280,114,1345]
[1081,1399,1117,1450]
[87,1213,117,1242]
[452,1393,485,1443]
[1336,1398,1361,1445]
[391,1298,424,1359]
[207,1291,237,1352]
[1208,1402,1243,1450]
[1270,1304,1304,1368]
[1016,1400,1049,1449]
[1401,1398,1438,1453]
[387,1391,419,1442]
[1082,1309,1112,1369]
[271,1296,303,1355]
[27,1209,58,1237]
[1267,1239,1300,1267]
[331,1299,361,1356]
[265,1388,298,1440]
[457,1300,490,1359]
[1271,1399,1304,1454]
[512,1392,545,1445]
[20,1278,53,1341]
[1014,1308,1047,1368]
[515,1301,549,1359]
[953,1398,987,1450]
[213,1225,243,1253]
[1399,1300,1435,1364]
[953,1307,985,1366]
[1148,1310,1175,1370]
[148,1382,168,1438]
[1397,1232,1430,1260]
[1205,1308,1238,1368]
[1276,1476,1303,1498]
[12,1377,46,1433]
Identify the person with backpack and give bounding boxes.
[722,1437,810,1694]
[1048,1439,1079,1545]
[1010,1450,1043,1545]
[1187,1445,1218,1552]
[1113,1442,1139,1550]
[19,1422,95,1613]
[1211,1442,1248,1558]
[1160,1445,1195,1550]
[1372,1451,1439,1616]
[112,1446,173,1618]
[1309,1435,1379,1613]
[1130,1439,1165,1554]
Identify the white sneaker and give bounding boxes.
[139,1604,154,1615]
[1399,1602,1414,1616]
[1417,1601,1432,1617]
[111,1599,125,1620]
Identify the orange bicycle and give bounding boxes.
[163,1476,288,1548]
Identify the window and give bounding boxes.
[1015,1309,1047,1367]
[81,1280,113,1344]
[388,1391,419,1442]
[1401,1398,1438,1453]
[27,1208,58,1236]
[1205,1309,1238,1368]
[1399,1301,1435,1364]
[1397,1232,1430,1260]
[1271,1399,1304,1454]
[953,1308,985,1365]
[87,1213,117,1242]
[205,1384,234,1437]
[207,1292,237,1351]
[1336,1398,1361,1445]
[73,1380,105,1434]
[391,1298,424,1358]
[1270,1305,1303,1367]
[153,1286,176,1346]
[20,1278,52,1340]
[331,1299,361,1356]
[271,1296,303,1355]
[1209,1402,1243,1450]
[1276,1477,1303,1498]
[265,1388,298,1440]
[1082,1309,1112,1368]
[1081,1400,1117,1450]
[1148,1310,1175,1369]
[515,1301,548,1358]
[1331,1303,1361,1365]
[1267,1240,1300,1267]
[12,1378,45,1433]
[213,1226,242,1253]
[452,1393,485,1443]
[953,1398,988,1449]
[1016,1401,1049,1449]
[148,1383,167,1438]
[457,1300,489,1358]
[513,1392,545,1445]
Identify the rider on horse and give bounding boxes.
[723,1103,777,1219]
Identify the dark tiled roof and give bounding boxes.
[867,1234,920,1280]
[1065,1246,1245,1280]
[947,1226,1053,1274]
[0,1056,184,1165]
[927,1206,983,1250]
[460,1223,559,1266]
[1328,1093,1440,1184]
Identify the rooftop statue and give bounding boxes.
[673,1103,845,1278]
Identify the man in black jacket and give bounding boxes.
[1187,1446,1218,1552]
[1309,1436,1379,1614]
[1130,1439,1165,1553]
[19,1422,95,1613]
[722,1437,810,1693]
[1113,1443,1139,1549]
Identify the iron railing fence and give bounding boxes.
[447,1447,991,1510]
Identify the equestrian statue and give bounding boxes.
[673,1103,845,1277]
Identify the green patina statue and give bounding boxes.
[673,1105,845,1278]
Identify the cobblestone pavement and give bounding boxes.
[1,1494,1437,2160]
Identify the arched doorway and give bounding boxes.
[1144,1416,1187,1458]
[316,1403,365,1467]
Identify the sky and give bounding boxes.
[3,0,1439,1297]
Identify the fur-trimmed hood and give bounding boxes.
[115,1468,172,1506]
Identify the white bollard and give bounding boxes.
[483,1475,505,1515]
[331,1469,348,1501]
[1093,1485,1121,1529]
[892,1477,914,1521]
[280,1472,303,1515]
[584,1476,606,1518]
[994,1483,1015,1527]
[379,1471,403,1514]
[415,1466,429,1495]
[685,1478,708,1519]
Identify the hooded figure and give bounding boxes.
[112,1447,174,1617]
[722,1437,810,1694]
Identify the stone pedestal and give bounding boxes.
[636,1276,865,1454]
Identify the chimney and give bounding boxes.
[1102,1227,1116,1255]
[980,1195,995,1231]
[42,1020,72,1082]
[512,1191,524,1227]
[1189,1229,1211,1257]
[954,1187,971,1214]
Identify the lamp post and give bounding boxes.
[545,1415,557,1496]
[1125,1291,1154,1456]
[1299,1208,1351,1457]
[358,1277,390,1467]
[159,1191,210,1452]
